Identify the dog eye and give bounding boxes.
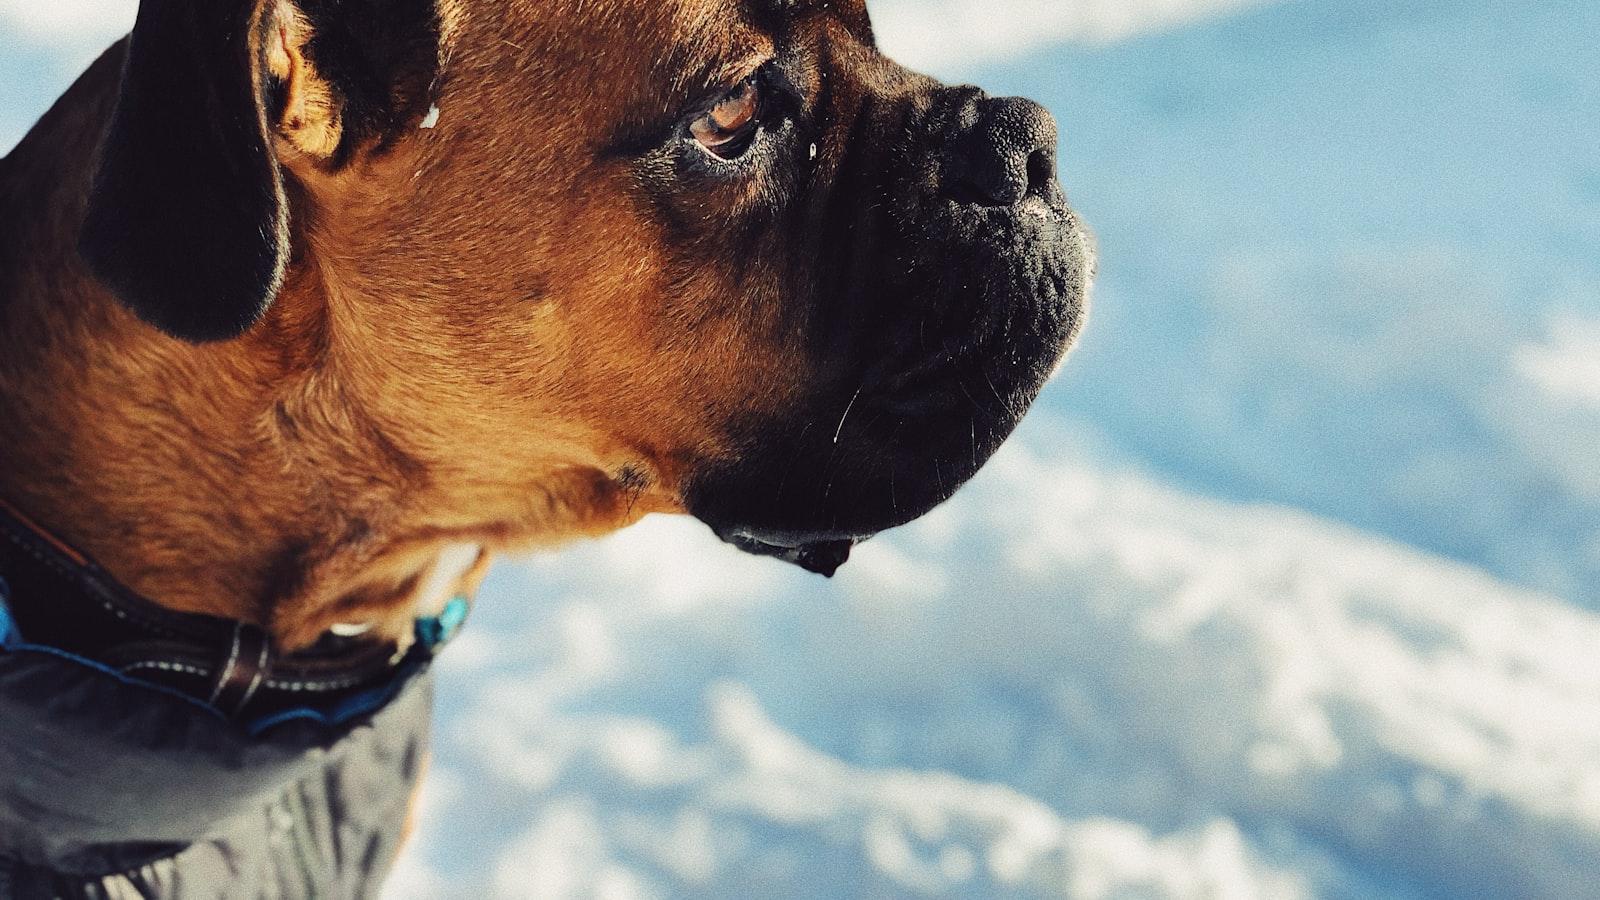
[690,79,761,159]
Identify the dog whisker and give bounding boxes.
[773,420,817,504]
[820,441,845,503]
[980,369,1023,420]
[833,385,866,445]
[956,379,991,420]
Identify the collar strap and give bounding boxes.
[0,498,444,721]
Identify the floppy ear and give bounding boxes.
[80,0,288,343]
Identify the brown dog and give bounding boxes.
[0,0,1089,890]
[1,0,1091,649]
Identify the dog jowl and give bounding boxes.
[680,74,1095,573]
[6,0,1091,646]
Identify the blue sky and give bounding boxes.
[4,1,1599,897]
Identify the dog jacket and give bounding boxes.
[0,504,451,899]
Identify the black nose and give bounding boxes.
[946,96,1059,208]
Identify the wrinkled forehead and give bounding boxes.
[749,0,872,31]
[438,0,883,162]
[466,0,873,124]
[606,0,875,93]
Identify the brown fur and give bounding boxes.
[0,0,880,649]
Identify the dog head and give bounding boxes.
[79,0,1093,576]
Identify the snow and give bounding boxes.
[0,0,131,42]
[1516,317,1600,413]
[0,0,134,78]
[871,0,1275,74]
[383,441,1600,898]
[1005,0,1600,603]
[3,0,1598,897]
[0,0,1275,94]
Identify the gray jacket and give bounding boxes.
[0,504,442,900]
[0,623,432,899]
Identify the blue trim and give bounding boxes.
[243,654,428,736]
[1,586,226,718]
[0,578,17,650]
[245,596,470,734]
[1,586,451,737]
[1,632,426,736]
[415,595,471,651]
[249,595,469,734]
[2,645,228,721]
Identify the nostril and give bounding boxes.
[1026,148,1055,197]
[941,95,1061,209]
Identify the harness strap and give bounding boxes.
[208,622,274,717]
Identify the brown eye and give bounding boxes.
[690,79,761,159]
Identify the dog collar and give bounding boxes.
[0,497,467,724]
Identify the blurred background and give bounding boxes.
[4,0,1598,896]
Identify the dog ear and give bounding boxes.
[80,0,289,343]
[81,0,445,343]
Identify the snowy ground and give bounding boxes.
[3,1,1597,898]
[387,436,1600,899]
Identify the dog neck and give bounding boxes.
[0,50,544,649]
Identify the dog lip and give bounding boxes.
[719,528,866,577]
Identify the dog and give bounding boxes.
[0,0,1092,894]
